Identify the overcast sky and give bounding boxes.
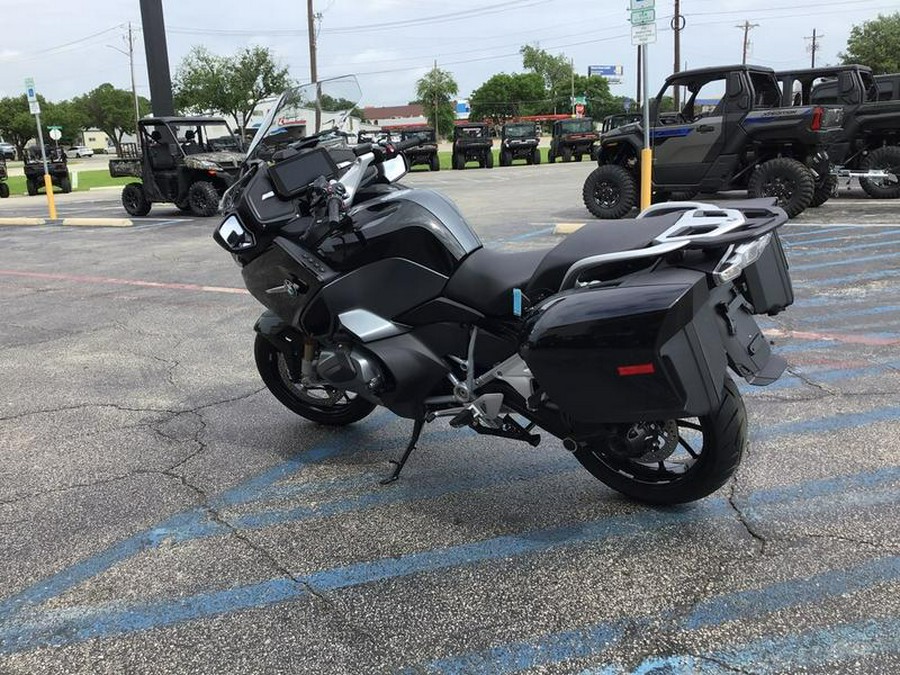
[0,0,895,108]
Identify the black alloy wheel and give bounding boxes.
[573,378,746,505]
[188,181,220,217]
[747,157,815,218]
[121,182,151,216]
[859,146,900,199]
[254,334,376,426]
[582,164,637,219]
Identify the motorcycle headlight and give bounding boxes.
[713,233,772,284]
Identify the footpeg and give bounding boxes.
[449,409,475,428]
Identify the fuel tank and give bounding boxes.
[317,187,482,277]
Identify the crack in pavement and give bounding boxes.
[727,475,768,556]
[785,365,840,397]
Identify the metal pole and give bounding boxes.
[139,0,174,116]
[307,0,320,132]
[433,59,439,135]
[128,23,141,149]
[34,113,57,219]
[571,58,575,116]
[640,43,652,211]
[673,0,681,110]
[636,46,642,106]
[811,29,817,68]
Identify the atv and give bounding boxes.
[23,147,71,196]
[778,65,900,201]
[548,118,598,162]
[452,123,493,169]
[585,65,843,219]
[0,157,9,198]
[399,126,440,171]
[109,117,244,217]
[499,122,541,166]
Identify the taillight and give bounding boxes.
[810,107,824,131]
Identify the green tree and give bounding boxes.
[468,72,547,122]
[415,66,458,137]
[0,95,42,158]
[44,100,90,147]
[574,75,624,120]
[520,44,574,114]
[73,84,151,154]
[174,45,292,137]
[840,12,900,74]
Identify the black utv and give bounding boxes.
[584,65,842,219]
[0,157,8,199]
[548,118,598,162]
[23,147,71,195]
[109,117,244,217]
[499,122,541,166]
[399,126,440,171]
[778,65,900,200]
[452,123,493,169]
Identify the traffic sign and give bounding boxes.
[631,22,657,45]
[25,77,37,103]
[631,8,655,24]
[629,0,654,9]
[49,129,62,141]
[29,100,41,115]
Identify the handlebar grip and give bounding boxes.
[327,194,341,226]
[353,143,374,156]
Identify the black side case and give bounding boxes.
[741,232,794,315]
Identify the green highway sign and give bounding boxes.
[631,8,655,25]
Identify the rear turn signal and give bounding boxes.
[617,363,656,376]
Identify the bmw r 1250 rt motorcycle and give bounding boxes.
[214,77,795,505]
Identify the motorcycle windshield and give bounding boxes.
[245,75,362,162]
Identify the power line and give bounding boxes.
[735,20,760,65]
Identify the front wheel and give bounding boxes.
[429,154,440,172]
[122,182,151,216]
[254,334,376,426]
[747,157,815,218]
[188,180,220,217]
[573,378,746,505]
[0,183,9,199]
[582,164,637,219]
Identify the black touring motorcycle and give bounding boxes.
[215,77,795,505]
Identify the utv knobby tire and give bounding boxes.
[122,182,151,216]
[573,377,746,505]
[748,157,815,218]
[500,149,511,167]
[574,153,583,162]
[26,179,38,196]
[532,148,541,165]
[583,164,637,219]
[254,334,376,426]
[452,152,464,170]
[859,146,900,199]
[562,147,573,163]
[60,176,72,194]
[485,150,494,169]
[548,149,556,164]
[0,183,9,199]
[429,154,440,172]
[188,180,220,217]
[175,199,192,212]
[810,174,837,207]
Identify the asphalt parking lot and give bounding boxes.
[1,162,898,674]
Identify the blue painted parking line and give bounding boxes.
[788,236,900,257]
[791,250,900,271]
[783,227,900,247]
[794,267,900,288]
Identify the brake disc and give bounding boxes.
[632,420,680,463]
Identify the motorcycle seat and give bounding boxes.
[445,216,681,316]
[444,248,546,316]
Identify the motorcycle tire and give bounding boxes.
[573,378,746,505]
[747,157,814,218]
[859,146,900,199]
[254,334,376,426]
[582,164,637,219]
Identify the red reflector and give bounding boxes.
[207,169,218,176]
[617,363,656,376]
[810,106,823,131]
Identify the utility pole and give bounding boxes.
[571,58,575,116]
[672,0,684,109]
[805,29,822,68]
[636,46,642,106]
[736,20,759,65]
[433,59,439,137]
[307,0,321,132]
[107,23,142,150]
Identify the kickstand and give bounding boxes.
[381,417,425,485]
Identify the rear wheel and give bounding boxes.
[582,164,637,219]
[452,152,464,170]
[562,147,573,163]
[60,176,72,194]
[26,178,38,196]
[574,153,583,162]
[548,149,556,163]
[0,183,9,199]
[122,182,151,216]
[485,150,494,168]
[810,174,837,207]
[500,149,511,167]
[254,334,376,426]
[747,157,815,218]
[188,180,220,217]
[573,378,746,505]
[859,146,900,199]
[429,154,440,171]
[533,148,541,165]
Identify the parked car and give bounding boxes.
[0,143,16,160]
[68,146,94,158]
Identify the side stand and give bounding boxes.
[381,417,425,485]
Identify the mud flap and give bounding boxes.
[715,289,787,386]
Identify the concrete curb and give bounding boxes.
[552,222,587,235]
[0,217,133,227]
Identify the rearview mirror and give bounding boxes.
[380,154,409,183]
